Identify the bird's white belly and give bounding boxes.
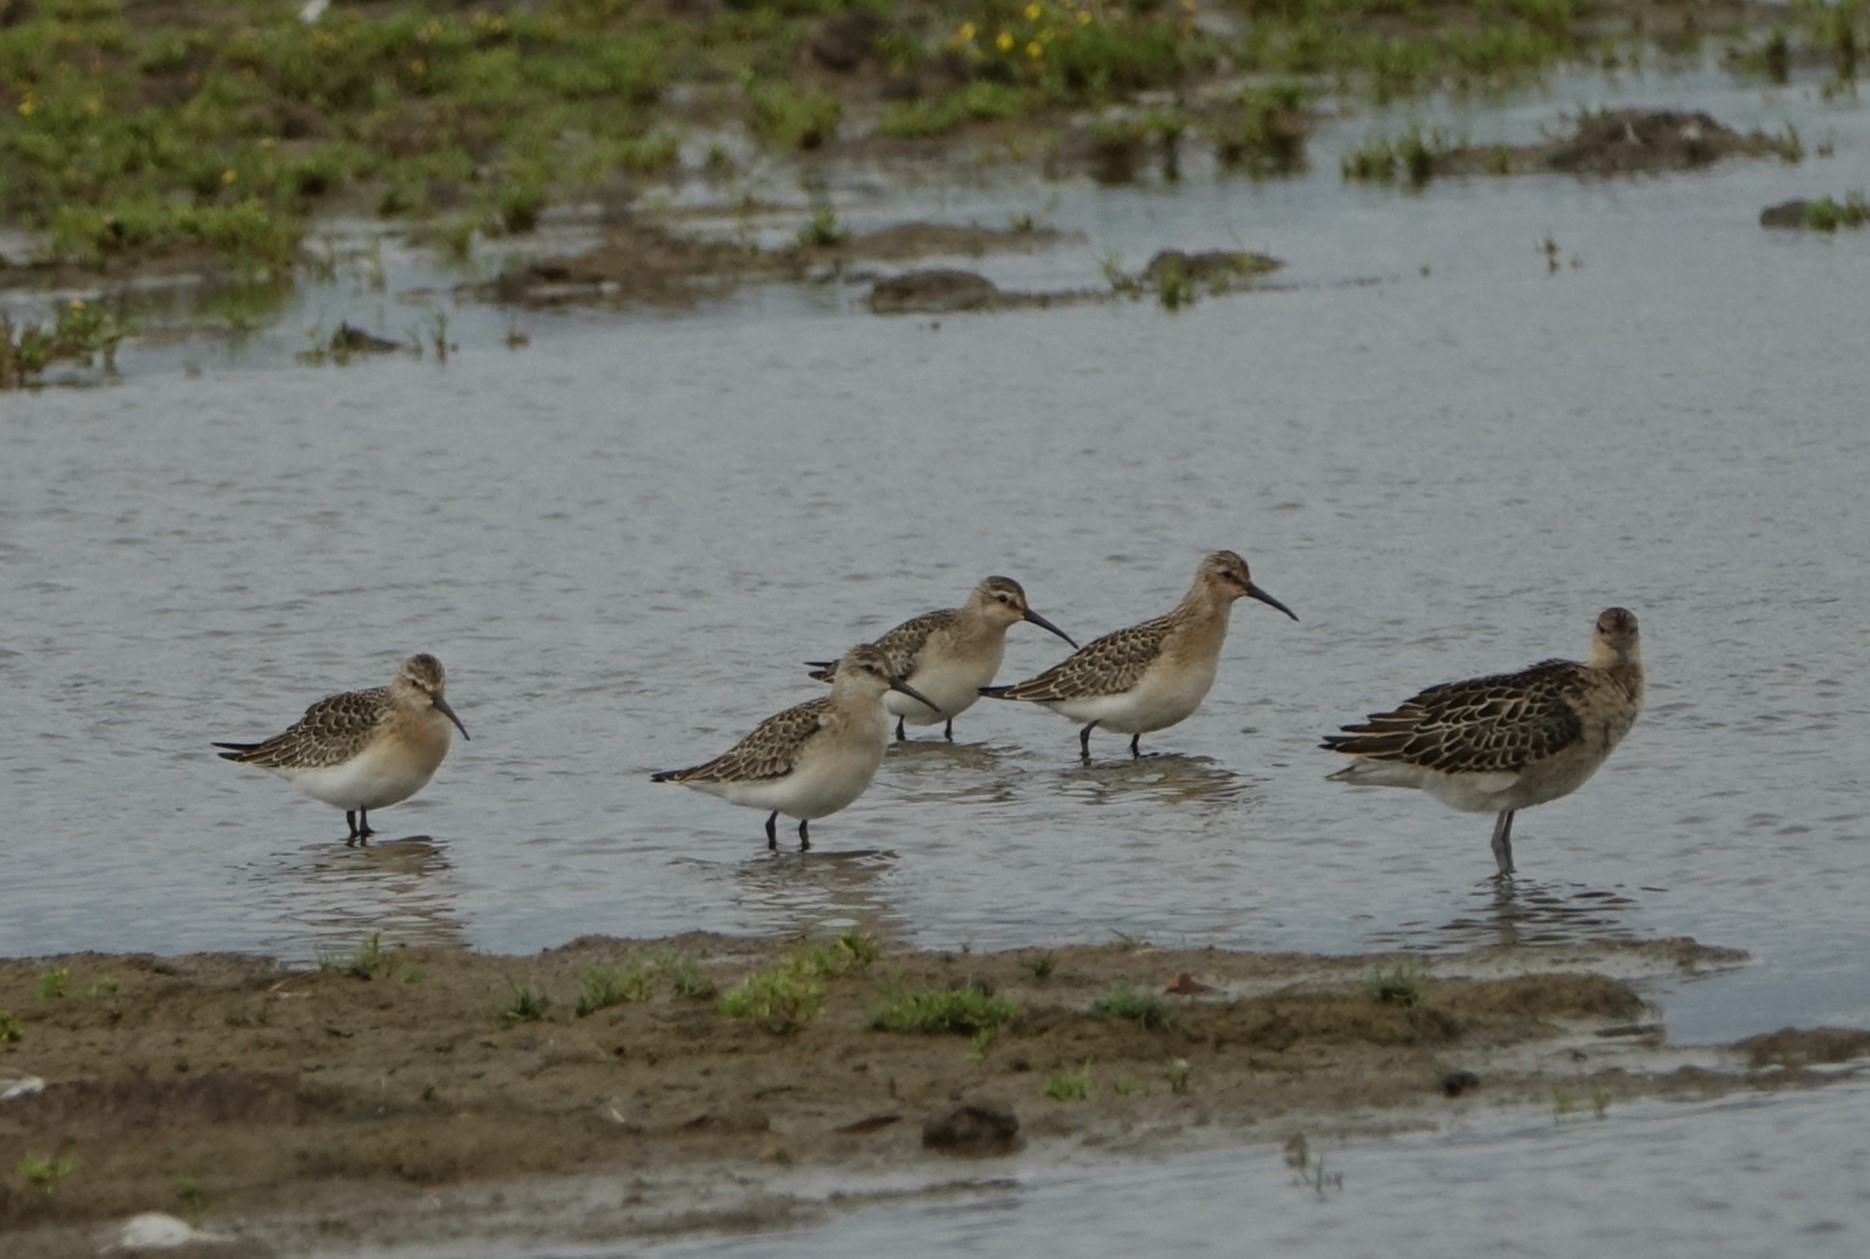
[888,647,1003,726]
[276,737,446,812]
[693,722,889,821]
[1042,657,1218,734]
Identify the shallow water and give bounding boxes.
[648,1079,1870,1259]
[3,65,1867,1062]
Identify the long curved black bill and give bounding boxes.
[434,694,471,739]
[889,676,941,716]
[1023,608,1079,649]
[1247,582,1298,622]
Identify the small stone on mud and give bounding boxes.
[1165,972,1217,995]
[1142,250,1282,286]
[1759,200,1811,229]
[868,269,999,315]
[1441,1070,1480,1097]
[922,1103,1020,1154]
[810,12,886,73]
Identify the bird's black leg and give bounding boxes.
[1490,809,1517,878]
[345,811,361,846]
[943,719,954,742]
[895,716,906,742]
[765,811,779,852]
[1129,734,1141,758]
[355,809,374,843]
[798,818,811,853]
[1079,721,1099,761]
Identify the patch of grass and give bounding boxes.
[872,983,1019,1036]
[174,1174,208,1213]
[797,202,850,247]
[1340,125,1459,186]
[1553,1081,1611,1122]
[718,966,825,1029]
[1027,950,1056,979]
[81,977,120,1000]
[1166,1057,1191,1093]
[1044,1061,1093,1101]
[1093,988,1175,1030]
[1210,82,1312,175]
[750,85,842,150]
[1364,961,1431,1007]
[47,199,301,269]
[576,963,656,1016]
[1753,122,1805,163]
[1155,260,1196,310]
[658,952,718,999]
[1805,189,1870,230]
[320,930,390,980]
[496,984,550,1028]
[18,1152,78,1195]
[1099,251,1141,296]
[0,1011,22,1043]
[0,299,127,389]
[33,967,68,1000]
[879,81,1028,139]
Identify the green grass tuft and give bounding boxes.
[1364,961,1431,1007]
[576,963,656,1016]
[872,984,1018,1036]
[1093,988,1174,1030]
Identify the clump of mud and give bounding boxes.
[0,933,1853,1257]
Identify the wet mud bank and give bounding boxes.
[3,933,1865,1256]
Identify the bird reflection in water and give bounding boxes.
[731,847,901,941]
[1373,876,1646,952]
[290,834,468,952]
[1061,752,1256,811]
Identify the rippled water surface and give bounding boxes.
[4,69,1867,1056]
[650,1080,1870,1259]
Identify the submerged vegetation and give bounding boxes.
[0,0,1806,271]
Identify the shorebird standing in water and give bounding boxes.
[215,653,470,846]
[653,644,936,851]
[1322,607,1644,877]
[978,551,1297,760]
[805,576,1077,742]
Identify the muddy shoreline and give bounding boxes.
[3,932,1866,1256]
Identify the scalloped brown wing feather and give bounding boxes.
[1322,660,1588,775]
[992,616,1172,702]
[655,697,832,784]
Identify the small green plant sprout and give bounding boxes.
[175,1173,208,1213]
[1166,1058,1191,1094]
[497,983,550,1028]
[718,966,825,1030]
[81,977,120,1000]
[872,984,1019,1037]
[798,202,850,247]
[1009,192,1062,233]
[658,952,717,999]
[1542,233,1562,274]
[1364,961,1431,1007]
[1284,1132,1343,1196]
[1092,252,1136,297]
[34,967,69,1000]
[19,1151,78,1195]
[1093,988,1175,1031]
[322,931,389,980]
[576,963,656,1016]
[1154,261,1196,311]
[967,1026,1000,1060]
[0,1010,22,1043]
[1044,1061,1093,1101]
[1028,951,1056,980]
[1805,190,1870,231]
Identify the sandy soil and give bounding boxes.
[3,932,1866,1256]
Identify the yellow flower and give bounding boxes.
[958,21,976,40]
[1077,11,1093,23]
[410,58,427,76]
[1024,3,1042,19]
[84,97,102,116]
[221,169,237,185]
[18,95,36,116]
[69,299,86,311]
[1025,40,1043,59]
[995,30,1014,51]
